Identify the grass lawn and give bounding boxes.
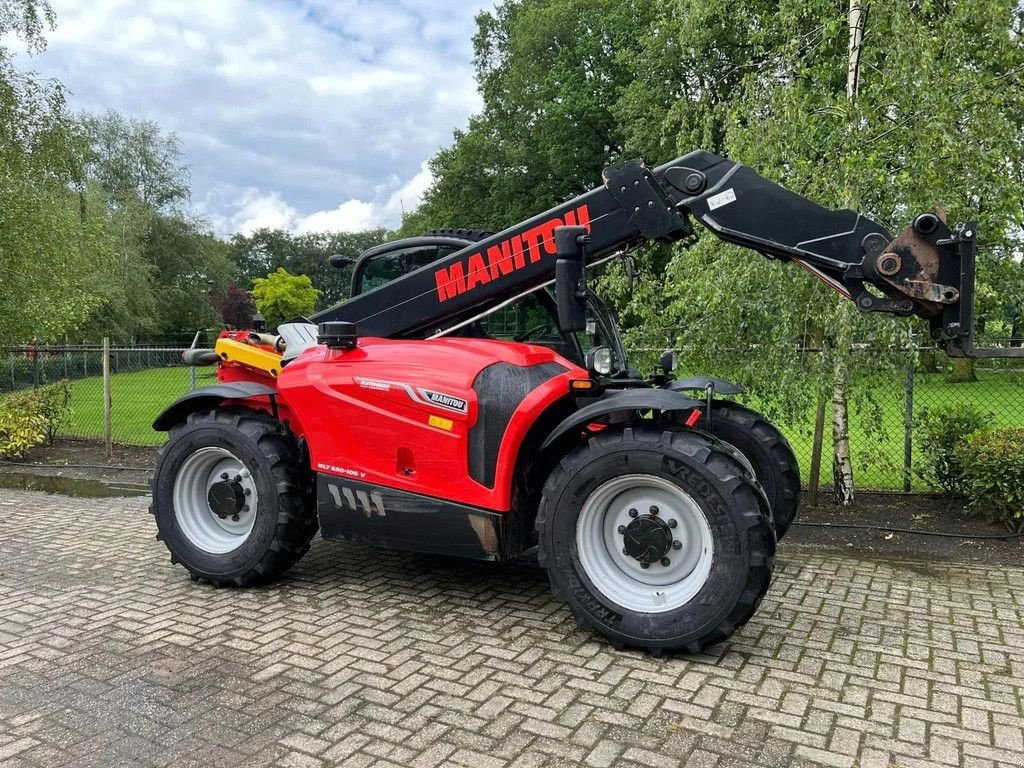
[64,367,218,446]
[61,366,1023,489]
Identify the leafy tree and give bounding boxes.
[0,0,121,341]
[218,284,256,329]
[80,110,190,211]
[0,0,54,51]
[251,268,320,330]
[145,214,233,338]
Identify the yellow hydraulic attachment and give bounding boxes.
[214,337,284,378]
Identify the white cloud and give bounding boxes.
[13,0,491,235]
[216,160,434,236]
[296,200,376,234]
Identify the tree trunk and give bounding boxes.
[831,303,855,505]
[829,0,868,506]
[946,357,977,383]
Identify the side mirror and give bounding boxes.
[329,254,354,269]
[554,226,589,333]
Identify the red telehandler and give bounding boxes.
[151,150,1015,654]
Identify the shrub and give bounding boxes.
[0,401,46,459]
[915,405,991,495]
[0,381,72,458]
[957,429,1024,533]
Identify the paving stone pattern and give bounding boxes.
[0,490,1022,767]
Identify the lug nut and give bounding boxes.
[640,561,650,569]
[244,488,252,496]
[233,474,242,483]
[220,472,229,480]
[628,508,638,518]
[661,557,671,567]
[231,514,239,522]
[241,505,249,513]
[622,547,629,556]
[667,519,677,528]
[617,525,626,534]
[672,540,682,550]
[649,505,659,515]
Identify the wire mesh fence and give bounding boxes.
[3,342,1022,492]
[3,344,216,446]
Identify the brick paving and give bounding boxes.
[0,489,1022,768]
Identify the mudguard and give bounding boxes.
[540,388,703,451]
[667,376,744,395]
[152,383,278,431]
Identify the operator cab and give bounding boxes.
[346,234,629,373]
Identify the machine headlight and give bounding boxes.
[587,346,614,376]
[660,349,679,374]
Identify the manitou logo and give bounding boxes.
[421,389,468,414]
[434,204,592,302]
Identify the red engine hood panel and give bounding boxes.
[276,337,584,511]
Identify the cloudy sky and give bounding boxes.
[13,0,493,235]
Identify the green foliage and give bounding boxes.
[0,0,54,52]
[251,268,321,329]
[79,110,189,211]
[915,405,992,495]
[229,228,392,308]
[0,381,69,458]
[956,429,1024,532]
[33,380,70,442]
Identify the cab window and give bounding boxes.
[354,245,461,295]
[477,292,580,362]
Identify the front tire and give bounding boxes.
[536,427,775,655]
[150,408,318,586]
[705,402,801,539]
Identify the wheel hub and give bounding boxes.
[207,479,246,520]
[621,515,674,565]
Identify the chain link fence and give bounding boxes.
[3,342,1022,492]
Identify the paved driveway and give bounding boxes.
[0,490,1022,768]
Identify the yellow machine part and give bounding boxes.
[214,338,283,377]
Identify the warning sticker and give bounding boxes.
[706,188,737,211]
[428,414,454,431]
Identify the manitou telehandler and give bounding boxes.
[151,150,1014,654]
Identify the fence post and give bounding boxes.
[903,365,914,492]
[102,337,112,460]
[32,348,39,388]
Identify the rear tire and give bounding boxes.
[705,401,800,539]
[150,408,318,586]
[536,427,775,655]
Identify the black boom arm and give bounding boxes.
[313,150,1012,357]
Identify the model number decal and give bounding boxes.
[316,462,366,479]
[706,188,736,211]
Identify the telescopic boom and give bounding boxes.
[312,150,1016,358]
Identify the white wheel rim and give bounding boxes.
[172,447,258,554]
[575,474,714,614]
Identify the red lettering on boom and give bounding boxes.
[434,262,466,301]
[466,252,490,290]
[432,204,592,302]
